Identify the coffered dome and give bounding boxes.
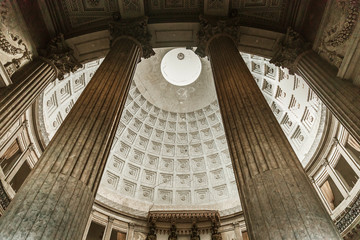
[38,48,327,218]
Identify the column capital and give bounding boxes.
[232,221,240,228]
[109,17,155,59]
[108,216,115,223]
[39,34,82,80]
[128,222,135,228]
[195,15,241,58]
[270,28,311,74]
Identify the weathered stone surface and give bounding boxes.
[208,35,342,240]
[0,59,56,139]
[0,38,141,239]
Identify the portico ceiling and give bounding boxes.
[42,0,307,37]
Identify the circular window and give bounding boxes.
[161,48,202,86]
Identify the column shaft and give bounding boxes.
[0,59,56,139]
[0,38,141,240]
[208,36,341,240]
[296,50,360,144]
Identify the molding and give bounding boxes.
[0,62,12,87]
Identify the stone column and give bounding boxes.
[126,223,135,240]
[0,17,153,239]
[103,217,115,240]
[0,34,82,140]
[271,28,360,144]
[197,17,342,239]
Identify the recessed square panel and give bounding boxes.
[244,0,266,7]
[165,0,184,8]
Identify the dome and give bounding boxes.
[38,49,326,218]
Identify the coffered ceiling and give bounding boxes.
[37,50,326,217]
[41,0,308,38]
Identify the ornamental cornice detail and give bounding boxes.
[270,28,311,75]
[211,223,222,240]
[195,15,241,58]
[336,192,360,233]
[146,222,157,240]
[109,17,155,59]
[148,210,221,223]
[39,34,82,81]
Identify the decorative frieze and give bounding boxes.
[270,28,311,74]
[336,193,360,233]
[195,15,241,57]
[148,210,220,223]
[0,1,31,77]
[109,17,155,59]
[318,0,359,68]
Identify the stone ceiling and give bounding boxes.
[42,0,305,37]
[37,48,327,218]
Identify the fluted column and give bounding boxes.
[0,59,56,139]
[0,34,81,140]
[271,28,360,144]
[296,50,360,145]
[207,35,341,240]
[0,37,143,239]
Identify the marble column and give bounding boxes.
[0,36,144,239]
[103,217,115,240]
[271,28,360,144]
[0,34,82,140]
[296,51,360,145]
[0,59,56,139]
[207,35,342,239]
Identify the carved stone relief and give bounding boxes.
[109,17,155,59]
[39,34,82,80]
[318,0,360,68]
[0,0,32,78]
[195,16,241,57]
[59,0,118,30]
[230,0,286,29]
[119,0,144,19]
[270,27,311,74]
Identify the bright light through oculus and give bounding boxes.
[161,48,202,86]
